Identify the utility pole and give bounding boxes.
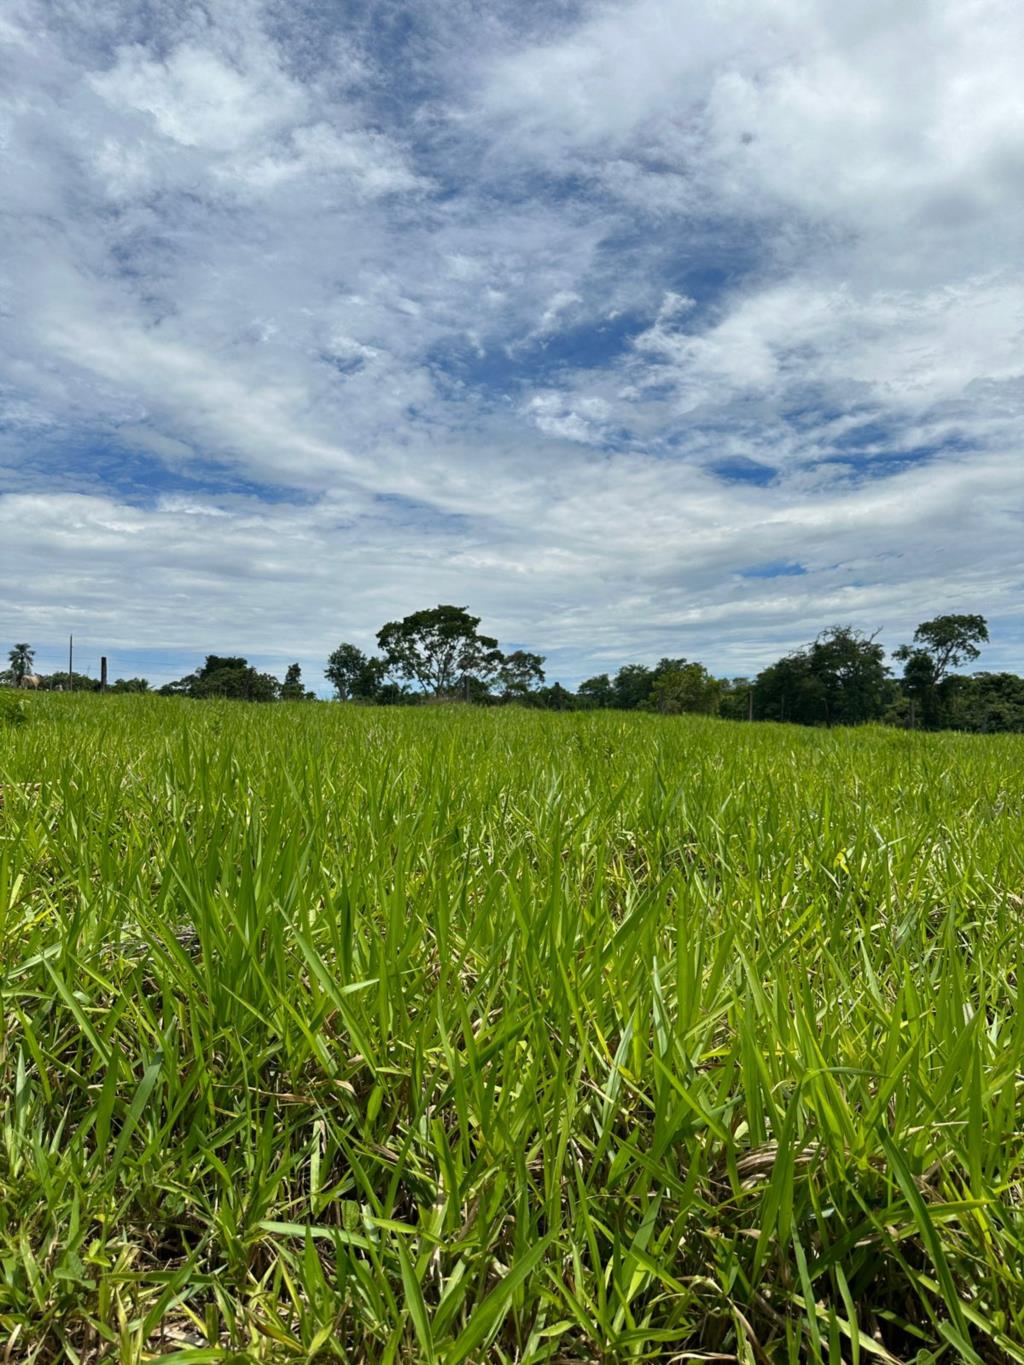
[100,656,108,691]
[68,635,73,692]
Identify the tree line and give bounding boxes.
[6,609,1024,732]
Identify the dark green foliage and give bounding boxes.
[496,649,546,698]
[718,678,753,721]
[754,626,890,725]
[325,642,382,700]
[39,671,101,692]
[109,677,150,693]
[650,661,722,714]
[577,673,614,707]
[377,605,505,697]
[895,615,991,729]
[161,655,280,701]
[753,650,825,723]
[280,662,311,701]
[897,613,989,680]
[612,662,656,709]
[941,671,1024,732]
[523,680,578,710]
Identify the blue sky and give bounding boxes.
[2,0,1023,692]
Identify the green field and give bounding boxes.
[3,696,1024,1362]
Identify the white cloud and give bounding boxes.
[524,391,611,443]
[90,43,304,151]
[1,0,1023,683]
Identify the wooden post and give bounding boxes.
[100,656,108,691]
[68,635,73,692]
[747,687,753,722]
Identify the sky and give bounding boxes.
[2,0,1023,692]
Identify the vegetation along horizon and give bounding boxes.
[3,674,1024,1360]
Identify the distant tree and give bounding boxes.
[40,671,100,692]
[941,672,1024,733]
[753,628,889,726]
[894,614,989,728]
[110,677,150,693]
[577,673,614,708]
[325,644,388,701]
[650,662,722,715]
[326,643,367,699]
[198,655,249,676]
[808,626,889,725]
[531,681,575,711]
[194,665,280,702]
[281,662,307,700]
[8,644,34,685]
[653,657,689,677]
[373,679,412,706]
[158,674,196,697]
[377,606,503,698]
[718,678,753,721]
[613,664,656,710]
[753,651,824,724]
[160,655,280,702]
[497,649,546,699]
[896,614,989,681]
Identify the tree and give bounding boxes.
[754,651,824,724]
[650,662,722,715]
[110,677,150,693]
[8,644,34,685]
[325,644,388,701]
[326,643,368,699]
[160,655,280,702]
[281,662,307,700]
[896,614,988,681]
[894,615,989,729]
[529,681,576,711]
[753,627,889,726]
[193,662,279,702]
[613,664,656,710]
[941,672,1024,733]
[577,673,614,708]
[376,606,503,698]
[497,650,546,699]
[44,671,100,692]
[807,626,889,726]
[718,678,753,721]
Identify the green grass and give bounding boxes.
[3,694,1024,1362]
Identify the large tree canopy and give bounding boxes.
[161,655,280,702]
[754,627,890,726]
[376,605,505,697]
[894,614,989,727]
[898,614,989,680]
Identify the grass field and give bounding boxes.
[3,695,1024,1362]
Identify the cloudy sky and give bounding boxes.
[2,0,1023,690]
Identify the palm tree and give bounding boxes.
[8,643,34,685]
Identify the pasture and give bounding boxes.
[2,695,1024,1362]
